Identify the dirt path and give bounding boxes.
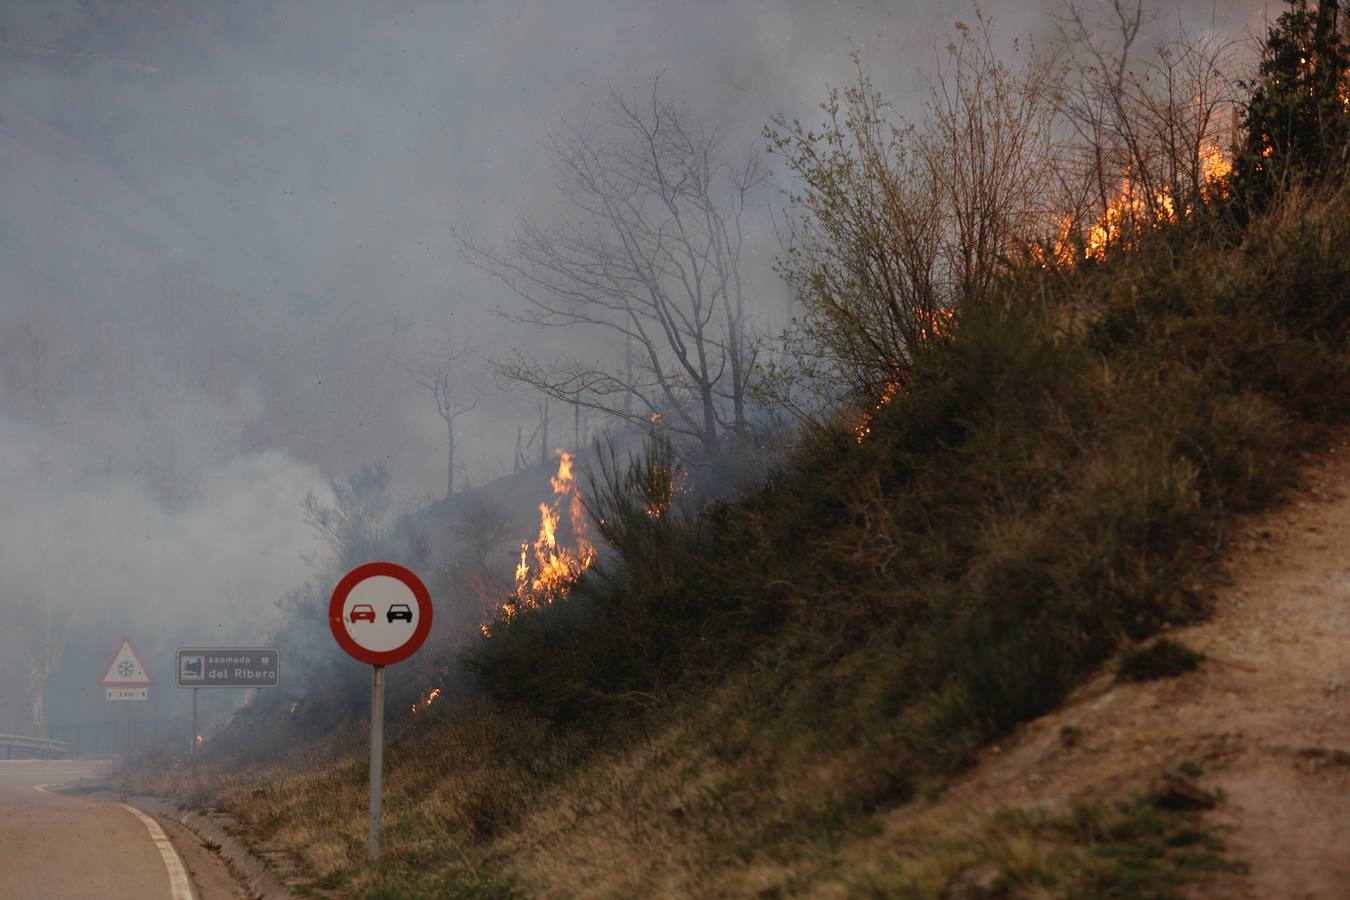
[921,438,1350,898]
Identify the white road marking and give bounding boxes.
[32,780,95,792]
[33,779,194,899]
[118,803,197,900]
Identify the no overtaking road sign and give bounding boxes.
[329,561,432,666]
[328,560,434,860]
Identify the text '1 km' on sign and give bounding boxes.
[176,648,280,688]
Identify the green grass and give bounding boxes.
[469,185,1350,796]
[364,870,522,900]
[847,791,1246,899]
[1065,793,1247,898]
[123,183,1350,895]
[1117,639,1206,683]
[449,186,1348,889]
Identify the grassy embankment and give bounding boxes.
[116,181,1350,898]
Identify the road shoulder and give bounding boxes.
[68,784,297,900]
[150,812,249,900]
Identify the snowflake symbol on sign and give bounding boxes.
[117,661,135,677]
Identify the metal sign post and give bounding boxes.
[99,637,153,758]
[175,647,280,761]
[328,561,433,860]
[368,664,386,857]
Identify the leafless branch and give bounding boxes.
[407,341,484,498]
[461,75,765,461]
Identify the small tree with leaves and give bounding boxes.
[767,18,1058,400]
[1237,0,1350,199]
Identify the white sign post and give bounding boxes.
[328,561,433,859]
[98,636,153,757]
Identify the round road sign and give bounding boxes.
[329,561,433,666]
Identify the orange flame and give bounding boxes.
[645,461,685,519]
[853,307,952,444]
[484,450,597,634]
[1055,140,1233,263]
[854,381,902,444]
[411,686,442,715]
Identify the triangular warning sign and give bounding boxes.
[98,636,154,687]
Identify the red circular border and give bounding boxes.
[328,561,434,666]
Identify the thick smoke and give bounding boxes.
[0,0,1269,733]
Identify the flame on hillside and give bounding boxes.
[856,143,1233,443]
[644,457,687,519]
[481,450,596,636]
[854,381,902,444]
[1052,141,1234,263]
[645,469,675,519]
[411,687,442,715]
[854,307,953,444]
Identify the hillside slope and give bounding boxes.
[153,439,1350,897]
[831,435,1350,897]
[394,439,1350,897]
[115,183,1350,898]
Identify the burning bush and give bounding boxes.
[465,437,698,716]
[483,450,597,635]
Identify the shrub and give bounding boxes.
[1117,639,1206,682]
[467,185,1350,785]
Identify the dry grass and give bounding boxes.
[120,698,1242,898]
[115,185,1350,900]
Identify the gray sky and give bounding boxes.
[0,0,1268,727]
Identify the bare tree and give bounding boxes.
[922,17,1062,297]
[535,395,550,466]
[408,343,482,500]
[448,497,517,627]
[2,303,71,737]
[461,76,767,462]
[1054,0,1239,252]
[514,425,527,473]
[26,592,69,738]
[301,463,391,570]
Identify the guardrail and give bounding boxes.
[0,734,70,758]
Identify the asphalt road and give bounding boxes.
[0,759,221,900]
